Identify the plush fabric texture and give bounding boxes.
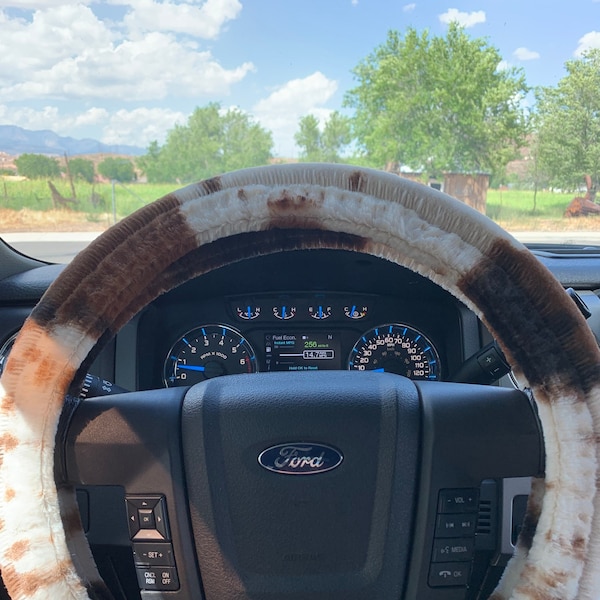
[1,163,599,599]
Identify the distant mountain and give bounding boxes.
[0,125,145,156]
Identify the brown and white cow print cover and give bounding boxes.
[0,163,599,599]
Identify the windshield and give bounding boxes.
[1,1,599,262]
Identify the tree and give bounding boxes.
[294,111,352,162]
[98,157,135,182]
[344,24,529,179]
[68,158,95,183]
[139,103,273,183]
[15,154,60,179]
[536,49,600,191]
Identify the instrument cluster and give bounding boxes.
[160,292,444,387]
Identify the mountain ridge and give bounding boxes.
[0,125,144,156]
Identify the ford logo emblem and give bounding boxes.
[258,443,343,475]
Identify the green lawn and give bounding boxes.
[1,178,597,232]
[486,189,573,221]
[0,179,175,220]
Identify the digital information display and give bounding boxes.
[265,333,341,372]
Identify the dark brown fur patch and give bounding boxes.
[31,193,195,343]
[199,176,222,195]
[267,189,324,214]
[349,171,367,192]
[458,238,600,396]
[237,188,248,201]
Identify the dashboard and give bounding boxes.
[130,250,473,394]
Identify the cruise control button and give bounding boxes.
[136,566,180,591]
[432,538,475,562]
[133,542,175,566]
[428,562,471,587]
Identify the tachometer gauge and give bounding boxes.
[164,324,257,387]
[348,324,441,380]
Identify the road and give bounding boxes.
[2,232,102,263]
[3,230,600,263]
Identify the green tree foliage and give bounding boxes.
[68,158,95,183]
[536,49,600,191]
[15,154,60,179]
[98,157,135,182]
[139,103,273,183]
[344,24,529,178]
[294,111,352,162]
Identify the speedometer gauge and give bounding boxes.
[348,324,441,380]
[164,324,257,387]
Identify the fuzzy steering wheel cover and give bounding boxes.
[1,164,599,600]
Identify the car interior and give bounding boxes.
[0,164,599,599]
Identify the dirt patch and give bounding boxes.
[0,209,110,233]
[495,216,600,231]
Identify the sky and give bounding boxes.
[1,0,599,157]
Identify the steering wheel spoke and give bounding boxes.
[62,372,543,599]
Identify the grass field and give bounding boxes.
[1,177,599,232]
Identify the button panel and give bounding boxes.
[126,495,179,592]
[136,566,180,592]
[429,488,478,588]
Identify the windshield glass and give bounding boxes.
[1,1,599,262]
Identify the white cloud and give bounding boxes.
[0,105,108,134]
[101,107,186,146]
[0,4,115,76]
[120,0,242,38]
[513,47,540,61]
[0,6,253,102]
[253,72,338,157]
[439,8,485,28]
[497,60,511,71]
[403,3,416,12]
[575,31,600,56]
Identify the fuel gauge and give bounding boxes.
[308,304,332,320]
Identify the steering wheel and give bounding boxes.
[1,164,599,600]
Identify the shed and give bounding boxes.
[443,173,489,214]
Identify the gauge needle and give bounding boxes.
[177,365,206,372]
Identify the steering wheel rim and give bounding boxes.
[1,163,599,599]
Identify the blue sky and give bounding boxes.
[1,0,599,156]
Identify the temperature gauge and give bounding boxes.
[273,305,296,320]
[236,304,261,320]
[308,304,332,320]
[344,304,369,320]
